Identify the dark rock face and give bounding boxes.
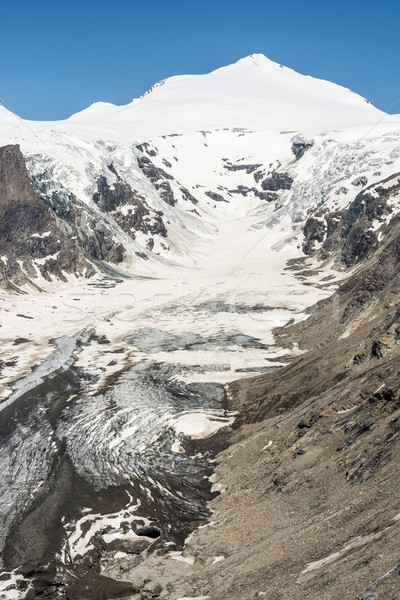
[261,171,293,192]
[156,179,176,206]
[0,145,93,289]
[137,155,177,206]
[229,185,258,196]
[257,190,278,202]
[302,218,325,254]
[205,191,228,203]
[303,172,400,267]
[93,174,167,240]
[136,142,157,157]
[291,137,314,160]
[26,160,126,267]
[180,186,198,204]
[137,156,173,184]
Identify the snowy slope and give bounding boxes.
[0,54,398,285]
[3,54,399,138]
[58,54,396,135]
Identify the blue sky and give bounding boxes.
[1,0,399,120]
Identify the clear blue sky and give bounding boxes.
[1,0,399,120]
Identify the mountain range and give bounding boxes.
[0,54,399,600]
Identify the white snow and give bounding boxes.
[31,230,51,238]
[261,441,273,451]
[36,54,399,137]
[172,412,234,439]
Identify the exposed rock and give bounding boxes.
[291,136,314,160]
[205,191,228,203]
[253,170,265,183]
[229,185,258,196]
[261,171,293,191]
[107,538,152,555]
[0,145,93,288]
[137,154,178,206]
[180,187,199,204]
[137,156,173,183]
[257,190,278,202]
[136,142,157,157]
[156,179,177,206]
[303,172,400,267]
[93,175,167,238]
[146,197,400,600]
[302,217,325,254]
[29,167,125,266]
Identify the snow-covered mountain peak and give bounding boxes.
[1,56,397,138]
[228,53,286,70]
[56,54,391,137]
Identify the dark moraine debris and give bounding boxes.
[66,574,137,600]
[261,171,293,191]
[107,538,152,555]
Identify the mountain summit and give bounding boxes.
[64,53,387,136]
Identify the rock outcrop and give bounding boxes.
[0,145,93,290]
[302,172,400,266]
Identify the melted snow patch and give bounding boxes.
[172,412,234,439]
[298,530,391,583]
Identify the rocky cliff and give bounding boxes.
[0,145,93,291]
